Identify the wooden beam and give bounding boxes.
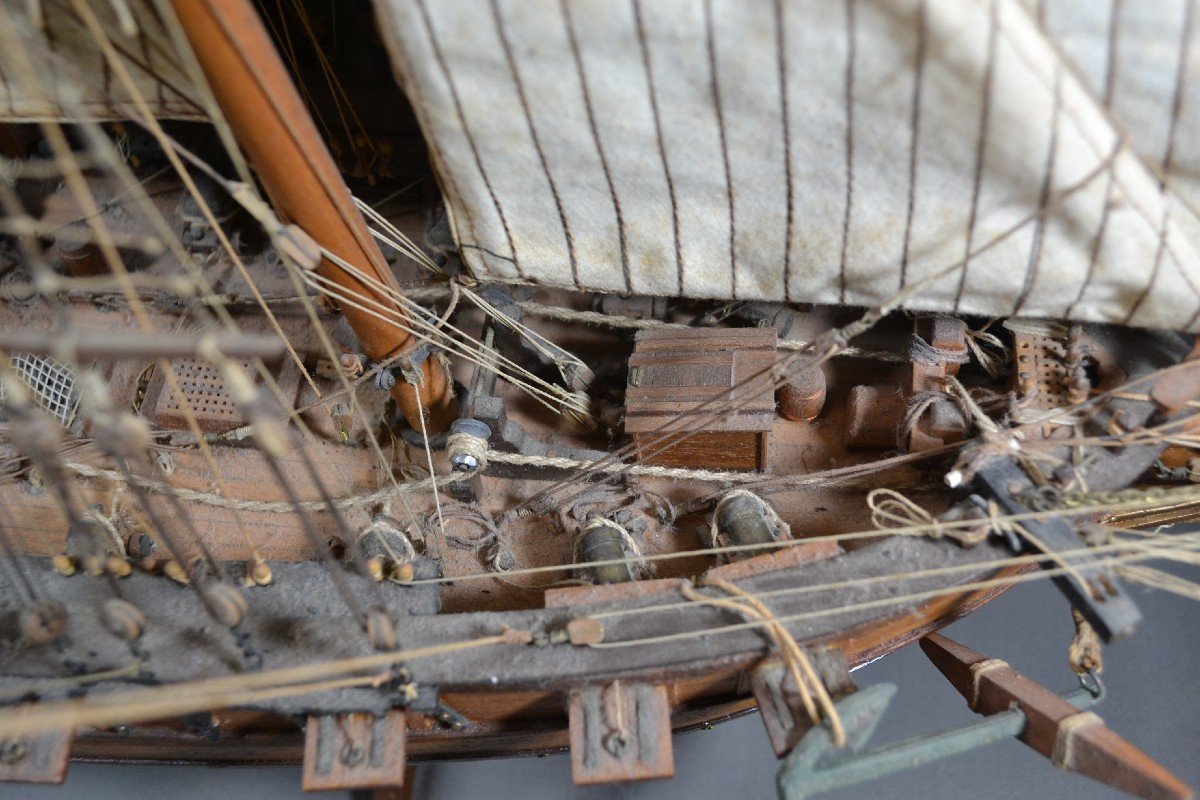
[921,633,1191,800]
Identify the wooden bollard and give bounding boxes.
[778,365,827,422]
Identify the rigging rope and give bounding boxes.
[683,576,846,747]
[581,539,1200,652]
[63,460,439,514]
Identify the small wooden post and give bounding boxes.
[0,729,71,784]
[567,682,674,785]
[302,711,407,793]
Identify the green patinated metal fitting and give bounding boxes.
[777,680,1103,800]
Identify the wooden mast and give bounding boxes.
[167,0,458,432]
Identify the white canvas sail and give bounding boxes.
[374,0,1200,332]
[6,0,1199,332]
[1031,0,1200,325]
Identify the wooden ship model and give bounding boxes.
[0,0,1197,796]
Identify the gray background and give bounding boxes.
[5,575,1197,799]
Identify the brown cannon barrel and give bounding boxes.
[168,0,457,432]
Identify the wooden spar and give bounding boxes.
[920,633,1192,800]
[166,0,458,432]
[0,330,284,361]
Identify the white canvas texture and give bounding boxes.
[375,0,1200,332]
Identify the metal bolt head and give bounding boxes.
[450,452,478,472]
[375,369,397,391]
[0,740,27,764]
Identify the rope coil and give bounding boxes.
[867,489,990,546]
[358,515,417,565]
[898,390,966,453]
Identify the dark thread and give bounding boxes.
[632,0,683,295]
[776,0,794,301]
[1104,0,1123,107]
[1126,0,1195,324]
[562,0,630,292]
[953,0,998,312]
[838,0,857,304]
[415,0,523,278]
[1014,64,1063,314]
[489,0,580,288]
[705,0,737,298]
[899,0,927,290]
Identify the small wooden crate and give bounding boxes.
[625,327,776,471]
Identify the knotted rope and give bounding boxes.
[867,489,990,546]
[602,680,629,755]
[897,389,968,453]
[941,377,1023,489]
[965,322,1012,379]
[967,657,1008,711]
[908,330,970,367]
[1051,711,1103,768]
[1068,608,1104,676]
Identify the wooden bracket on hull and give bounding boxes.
[302,710,407,792]
[752,649,856,758]
[0,728,70,784]
[567,682,673,785]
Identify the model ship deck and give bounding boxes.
[0,0,1196,797]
